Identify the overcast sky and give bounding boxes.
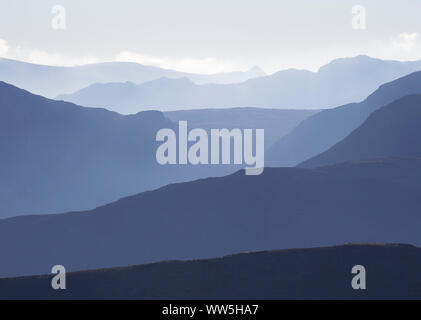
[0,0,420,74]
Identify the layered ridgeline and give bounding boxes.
[57,56,421,114]
[266,70,421,167]
[2,158,421,278]
[0,81,315,218]
[1,244,420,300]
[164,108,319,149]
[0,82,236,218]
[0,81,178,217]
[300,95,421,168]
[0,58,265,98]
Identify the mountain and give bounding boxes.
[190,65,265,85]
[0,81,243,218]
[2,158,421,278]
[300,95,421,168]
[56,56,421,114]
[266,70,421,167]
[1,81,317,218]
[0,58,265,98]
[164,107,319,149]
[1,244,420,300]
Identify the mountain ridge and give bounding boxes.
[1,243,420,299]
[2,158,421,278]
[0,80,237,217]
[0,57,265,98]
[56,55,421,113]
[299,94,421,168]
[0,81,316,217]
[266,70,421,167]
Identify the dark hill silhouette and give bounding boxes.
[266,71,421,167]
[57,56,421,114]
[1,244,420,299]
[2,158,421,278]
[300,95,421,168]
[0,57,265,98]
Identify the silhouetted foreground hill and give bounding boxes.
[2,158,421,278]
[267,71,421,167]
[1,244,420,300]
[57,55,421,114]
[300,95,421,168]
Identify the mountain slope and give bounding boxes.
[1,81,316,217]
[1,244,420,300]
[57,56,421,114]
[266,70,421,167]
[300,95,421,168]
[0,81,242,218]
[0,58,264,98]
[165,107,319,149]
[1,158,421,278]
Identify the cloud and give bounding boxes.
[392,33,420,51]
[0,42,244,73]
[115,51,243,74]
[26,50,100,66]
[0,39,101,66]
[0,39,9,57]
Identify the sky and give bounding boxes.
[0,0,421,74]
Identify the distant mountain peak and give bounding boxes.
[246,66,266,76]
[317,55,373,72]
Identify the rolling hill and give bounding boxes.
[1,158,421,278]
[1,244,420,299]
